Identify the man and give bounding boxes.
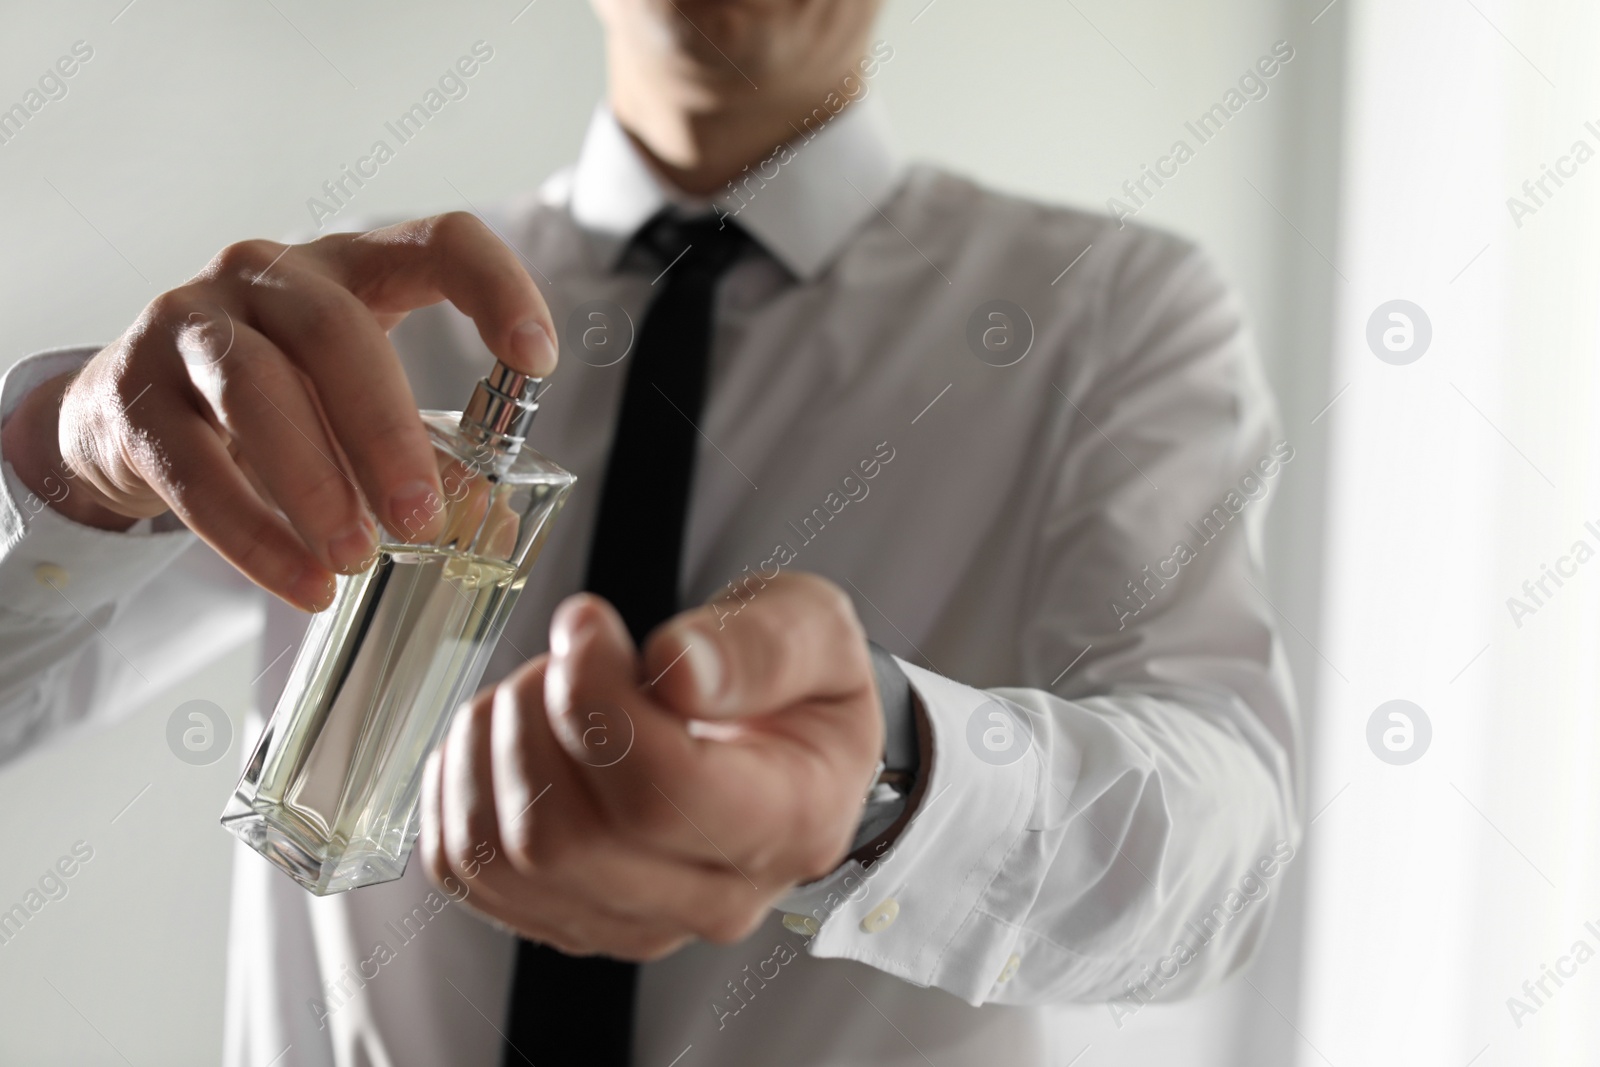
[0,0,1300,1064]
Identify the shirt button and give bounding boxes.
[997,953,1021,984]
[859,898,899,933]
[781,913,819,937]
[34,562,69,589]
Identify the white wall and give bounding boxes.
[1300,2,1600,1064]
[0,1,1340,1063]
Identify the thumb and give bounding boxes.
[642,573,873,721]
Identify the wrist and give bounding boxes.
[1,370,139,531]
[845,643,928,861]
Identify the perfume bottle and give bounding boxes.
[221,361,575,895]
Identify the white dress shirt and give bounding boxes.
[0,96,1300,1067]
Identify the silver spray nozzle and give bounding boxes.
[460,360,542,451]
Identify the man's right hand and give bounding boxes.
[0,212,558,612]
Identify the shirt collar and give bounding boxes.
[563,96,903,281]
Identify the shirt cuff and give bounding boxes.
[773,658,1045,1005]
[0,348,197,621]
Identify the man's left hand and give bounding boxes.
[418,572,886,960]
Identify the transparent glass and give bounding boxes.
[221,411,575,895]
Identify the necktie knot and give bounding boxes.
[627,211,752,281]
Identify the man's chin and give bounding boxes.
[658,5,774,83]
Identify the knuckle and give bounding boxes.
[429,209,487,249]
[443,822,491,875]
[143,286,199,329]
[498,808,541,874]
[444,826,500,877]
[805,573,861,632]
[209,239,284,281]
[788,573,868,674]
[503,815,549,872]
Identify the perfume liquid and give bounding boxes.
[223,365,574,895]
[227,546,520,893]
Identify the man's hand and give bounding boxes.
[418,572,886,960]
[0,213,558,612]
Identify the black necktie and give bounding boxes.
[502,213,752,1067]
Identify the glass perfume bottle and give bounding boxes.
[221,361,575,895]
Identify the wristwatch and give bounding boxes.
[848,640,924,855]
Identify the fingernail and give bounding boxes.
[291,567,337,613]
[388,480,440,541]
[327,519,377,573]
[511,320,558,376]
[680,634,725,709]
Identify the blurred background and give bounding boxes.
[0,0,1595,1064]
